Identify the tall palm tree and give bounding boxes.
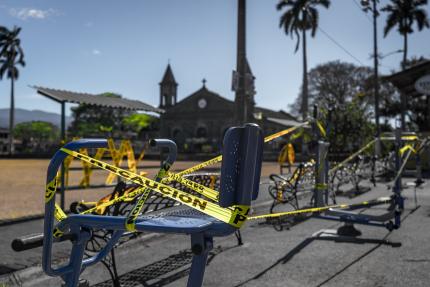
[382,0,429,69]
[0,26,25,155]
[276,0,330,121]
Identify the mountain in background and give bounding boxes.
[0,108,72,128]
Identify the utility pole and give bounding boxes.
[234,0,247,124]
[362,0,380,137]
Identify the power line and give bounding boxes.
[352,0,373,24]
[317,26,366,66]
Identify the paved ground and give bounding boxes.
[0,173,429,286]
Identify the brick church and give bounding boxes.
[158,64,300,153]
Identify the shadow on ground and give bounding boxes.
[92,245,238,287]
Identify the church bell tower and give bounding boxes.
[159,64,178,108]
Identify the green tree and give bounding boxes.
[14,121,59,152]
[122,113,157,135]
[289,61,380,152]
[0,26,25,155]
[277,0,330,121]
[382,0,429,69]
[68,92,132,138]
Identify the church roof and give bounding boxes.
[174,83,297,122]
[160,64,177,84]
[177,85,231,105]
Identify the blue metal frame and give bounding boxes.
[43,139,116,285]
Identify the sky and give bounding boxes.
[0,0,429,117]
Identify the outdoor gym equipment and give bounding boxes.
[42,123,264,287]
[313,128,413,240]
[12,172,227,286]
[260,125,423,242]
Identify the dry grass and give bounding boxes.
[0,158,279,221]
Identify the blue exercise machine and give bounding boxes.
[42,123,264,287]
[312,127,410,241]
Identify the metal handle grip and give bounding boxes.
[149,138,177,167]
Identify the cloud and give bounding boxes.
[92,49,101,56]
[9,8,57,20]
[84,22,94,27]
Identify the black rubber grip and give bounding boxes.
[12,233,75,252]
[11,233,44,251]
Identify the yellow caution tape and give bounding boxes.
[278,144,289,165]
[248,197,393,220]
[53,203,68,238]
[81,186,144,215]
[176,155,222,177]
[53,124,309,218]
[330,135,421,175]
[158,124,309,201]
[45,176,69,238]
[316,121,327,138]
[60,148,248,228]
[163,172,219,201]
[287,143,295,165]
[125,163,171,231]
[263,123,309,143]
[79,147,106,187]
[177,123,309,177]
[125,188,152,231]
[45,178,57,203]
[106,139,138,184]
[277,143,295,166]
[399,144,416,156]
[54,203,68,221]
[330,139,376,174]
[48,146,394,230]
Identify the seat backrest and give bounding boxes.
[219,123,264,207]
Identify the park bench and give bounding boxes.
[267,161,315,212]
[38,123,263,287]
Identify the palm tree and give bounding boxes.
[0,26,25,155]
[382,0,429,69]
[276,0,330,121]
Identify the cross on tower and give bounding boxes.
[202,78,207,87]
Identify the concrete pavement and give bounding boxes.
[1,177,429,286]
